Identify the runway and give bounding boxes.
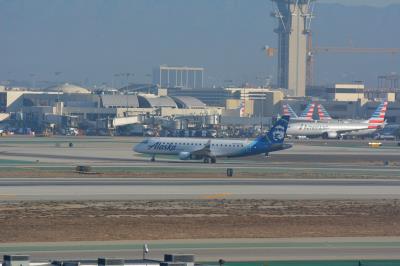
[1,237,400,261]
[0,136,399,166]
[1,178,400,201]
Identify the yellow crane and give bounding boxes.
[263,39,400,87]
[306,32,400,86]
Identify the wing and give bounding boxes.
[190,140,213,157]
[336,126,370,135]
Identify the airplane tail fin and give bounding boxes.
[299,103,315,121]
[282,103,298,118]
[317,104,332,120]
[367,101,388,129]
[265,115,290,145]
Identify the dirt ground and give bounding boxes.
[1,199,400,242]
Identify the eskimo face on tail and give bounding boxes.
[272,125,285,141]
[267,115,290,144]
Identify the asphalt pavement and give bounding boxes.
[1,237,400,261]
[1,178,400,201]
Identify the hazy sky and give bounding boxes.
[1,0,399,88]
[321,0,400,6]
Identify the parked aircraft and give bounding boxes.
[317,104,332,121]
[288,102,388,139]
[134,116,292,163]
[342,101,388,137]
[282,103,315,121]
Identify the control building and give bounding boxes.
[272,0,315,97]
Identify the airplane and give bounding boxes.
[341,101,388,137]
[134,116,292,163]
[317,104,332,121]
[282,103,315,121]
[287,102,388,139]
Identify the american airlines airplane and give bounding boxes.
[317,104,332,121]
[288,102,388,139]
[134,116,292,163]
[342,101,388,137]
[317,101,388,134]
[282,103,315,122]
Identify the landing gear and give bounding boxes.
[203,157,217,164]
[150,154,155,162]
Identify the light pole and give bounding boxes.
[261,95,264,132]
[29,73,36,89]
[54,72,62,102]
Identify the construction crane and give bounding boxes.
[263,38,400,87]
[306,36,400,86]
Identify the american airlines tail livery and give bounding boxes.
[299,103,315,120]
[288,101,388,139]
[282,103,315,121]
[342,101,388,137]
[134,116,291,163]
[317,104,332,121]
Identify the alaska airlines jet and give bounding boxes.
[134,116,291,163]
[282,103,315,121]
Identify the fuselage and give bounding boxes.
[287,120,370,137]
[134,137,290,158]
[134,115,291,162]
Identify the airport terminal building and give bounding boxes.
[1,82,400,136]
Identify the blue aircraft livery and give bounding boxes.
[134,116,291,163]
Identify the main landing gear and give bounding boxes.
[203,157,216,164]
[150,154,156,162]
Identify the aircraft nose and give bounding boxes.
[133,143,140,152]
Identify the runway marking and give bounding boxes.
[201,193,232,199]
[0,194,16,199]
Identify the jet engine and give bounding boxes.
[323,132,338,139]
[178,151,191,160]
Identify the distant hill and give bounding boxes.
[0,0,399,88]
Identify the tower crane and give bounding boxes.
[306,39,400,86]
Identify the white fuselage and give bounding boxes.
[287,120,370,137]
[324,119,384,137]
[134,137,256,158]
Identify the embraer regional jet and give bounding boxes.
[134,116,291,163]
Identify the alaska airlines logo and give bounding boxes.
[148,142,177,151]
[272,125,285,141]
